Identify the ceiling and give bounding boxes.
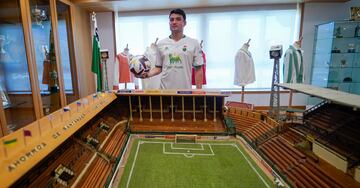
[71,0,349,12]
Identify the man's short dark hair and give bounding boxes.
[169,8,186,21]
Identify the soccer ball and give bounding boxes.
[129,55,151,76]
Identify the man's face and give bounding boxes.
[169,13,186,33]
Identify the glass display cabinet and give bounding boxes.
[311,21,360,95]
[0,0,79,136]
[0,0,37,134]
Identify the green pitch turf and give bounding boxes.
[118,139,274,188]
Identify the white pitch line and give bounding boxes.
[170,142,204,150]
[108,134,133,187]
[141,141,234,146]
[208,143,215,155]
[126,141,142,188]
[233,144,270,188]
[183,154,195,158]
[164,143,214,156]
[125,141,269,188]
[163,150,215,156]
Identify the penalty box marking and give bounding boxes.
[164,143,214,157]
[170,142,205,150]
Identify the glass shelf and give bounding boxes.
[313,52,360,55]
[315,37,360,41]
[311,21,360,95]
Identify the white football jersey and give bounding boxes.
[156,36,203,89]
[142,44,162,89]
[234,46,256,86]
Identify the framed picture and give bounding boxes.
[350,7,360,21]
[0,85,10,107]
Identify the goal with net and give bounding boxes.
[175,134,197,143]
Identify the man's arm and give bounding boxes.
[192,39,204,89]
[143,66,162,78]
[194,65,203,89]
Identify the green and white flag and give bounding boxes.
[91,28,102,91]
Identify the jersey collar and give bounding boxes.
[169,34,186,39]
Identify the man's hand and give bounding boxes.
[136,72,148,79]
[140,67,162,79]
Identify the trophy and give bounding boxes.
[340,59,347,67]
[335,27,343,38]
[0,85,9,107]
[331,47,341,53]
[348,43,355,53]
[0,35,5,54]
[31,6,47,27]
[355,24,360,37]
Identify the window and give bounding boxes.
[116,7,299,89]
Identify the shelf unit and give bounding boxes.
[311,21,360,95]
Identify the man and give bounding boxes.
[141,8,203,89]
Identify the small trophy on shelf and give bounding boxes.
[340,59,347,67]
[0,85,10,107]
[355,24,360,37]
[331,47,341,53]
[335,26,343,38]
[0,35,5,62]
[343,77,352,83]
[348,43,355,53]
[0,35,5,54]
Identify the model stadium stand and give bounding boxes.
[2,86,360,188]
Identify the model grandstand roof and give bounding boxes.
[277,83,360,109]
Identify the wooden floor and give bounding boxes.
[130,118,226,133]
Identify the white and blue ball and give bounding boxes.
[129,55,151,76]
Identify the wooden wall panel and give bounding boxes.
[72,5,95,97]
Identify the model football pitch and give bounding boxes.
[118,139,274,188]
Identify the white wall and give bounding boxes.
[302,0,360,84]
[90,12,116,91]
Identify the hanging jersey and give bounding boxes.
[142,44,162,89]
[113,53,131,90]
[234,47,255,86]
[283,45,304,83]
[191,51,207,85]
[156,36,203,89]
